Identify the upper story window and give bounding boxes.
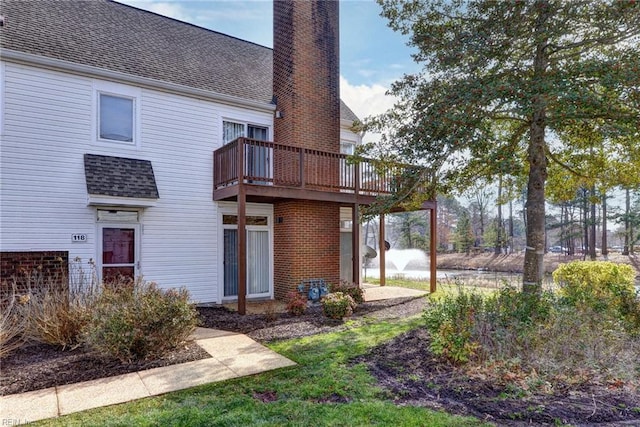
[223,120,269,145]
[340,141,355,155]
[93,80,140,147]
[99,94,134,142]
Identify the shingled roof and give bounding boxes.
[84,154,159,200]
[0,0,359,121]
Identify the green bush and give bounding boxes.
[424,286,555,364]
[423,288,483,363]
[330,281,365,305]
[476,286,554,360]
[423,283,640,388]
[286,291,307,316]
[322,292,356,320]
[553,261,640,333]
[84,281,198,362]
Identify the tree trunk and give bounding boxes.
[623,188,630,255]
[496,175,503,255]
[523,3,550,295]
[509,198,514,254]
[589,185,597,260]
[601,192,608,259]
[583,187,589,260]
[523,114,547,294]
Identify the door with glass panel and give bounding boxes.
[100,225,140,284]
[223,121,271,183]
[223,215,270,298]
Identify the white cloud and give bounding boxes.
[119,1,192,21]
[340,76,397,120]
[340,76,398,143]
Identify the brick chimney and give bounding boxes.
[273,0,340,152]
[272,0,341,298]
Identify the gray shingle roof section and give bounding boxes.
[0,0,359,121]
[84,154,159,199]
[1,0,272,103]
[340,102,359,123]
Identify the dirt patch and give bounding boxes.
[353,328,640,426]
[198,296,428,342]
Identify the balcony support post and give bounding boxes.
[352,203,361,286]
[430,206,437,293]
[237,140,247,315]
[379,213,386,287]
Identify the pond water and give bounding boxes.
[363,267,523,281]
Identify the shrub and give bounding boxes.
[423,282,640,389]
[262,300,280,322]
[423,287,483,363]
[330,281,365,305]
[322,292,355,320]
[530,304,640,385]
[0,283,28,357]
[553,261,640,333]
[286,291,307,316]
[22,258,100,350]
[84,281,198,362]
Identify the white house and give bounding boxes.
[0,1,436,309]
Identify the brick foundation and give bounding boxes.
[0,251,69,295]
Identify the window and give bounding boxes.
[223,120,272,183]
[340,141,355,155]
[223,120,269,144]
[99,93,134,142]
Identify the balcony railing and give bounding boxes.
[214,137,429,201]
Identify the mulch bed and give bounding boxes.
[1,341,209,396]
[3,295,639,426]
[353,328,640,426]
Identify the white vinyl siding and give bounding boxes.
[1,63,96,263]
[0,62,274,303]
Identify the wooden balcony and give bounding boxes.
[214,137,435,208]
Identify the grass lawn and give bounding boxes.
[366,277,508,296]
[33,318,488,427]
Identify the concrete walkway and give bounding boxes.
[1,286,427,424]
[0,328,296,424]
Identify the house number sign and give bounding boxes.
[71,233,87,243]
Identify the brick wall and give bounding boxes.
[273,0,340,153]
[273,200,340,299]
[271,1,342,299]
[0,251,69,295]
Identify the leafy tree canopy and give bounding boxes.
[362,0,640,291]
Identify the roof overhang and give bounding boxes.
[84,154,159,208]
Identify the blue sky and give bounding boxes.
[117,0,419,122]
